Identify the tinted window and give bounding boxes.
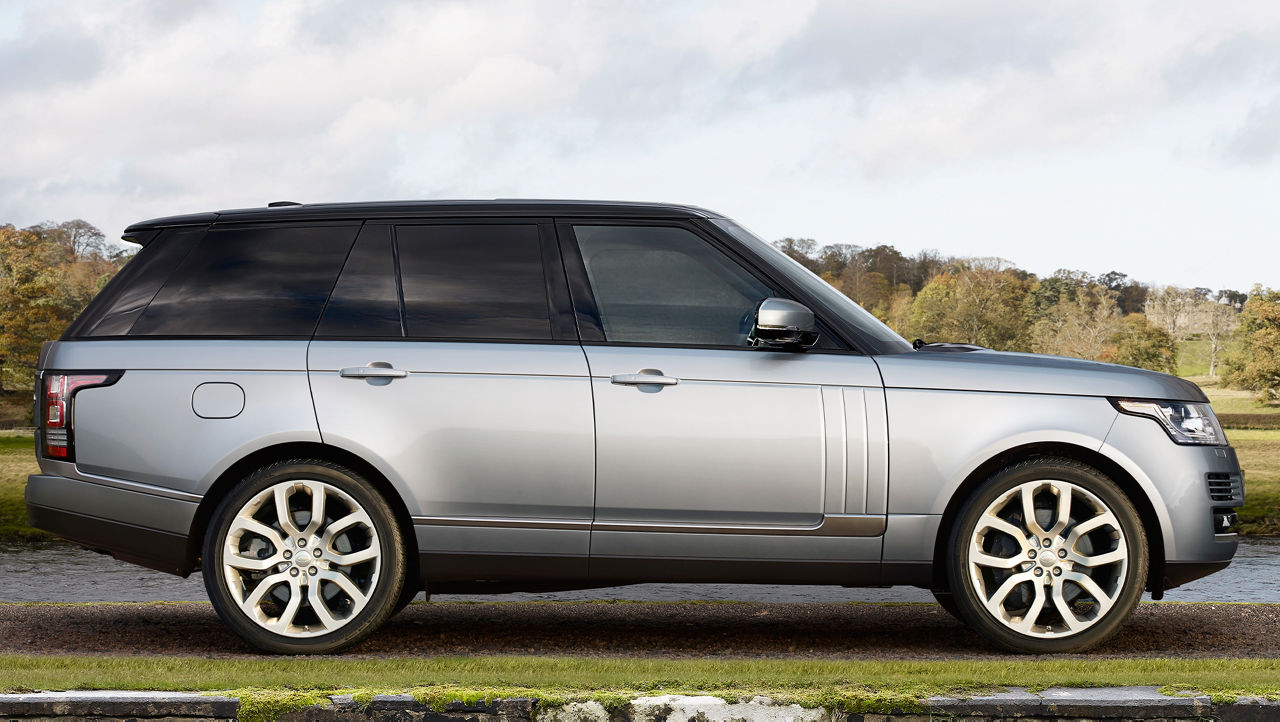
[574,225,772,346]
[396,224,551,340]
[130,224,358,337]
[315,225,402,338]
[71,226,205,338]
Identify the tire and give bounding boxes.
[203,459,407,654]
[390,578,425,618]
[945,457,1148,654]
[931,589,963,621]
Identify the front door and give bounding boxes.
[559,223,887,582]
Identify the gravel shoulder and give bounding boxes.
[1,600,1277,659]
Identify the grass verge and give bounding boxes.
[1,656,1278,720]
[0,432,48,543]
[1233,428,1280,535]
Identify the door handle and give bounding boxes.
[340,365,408,379]
[610,370,678,386]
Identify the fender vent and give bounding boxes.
[1206,472,1243,503]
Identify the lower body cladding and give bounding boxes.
[26,469,1237,594]
[414,516,932,593]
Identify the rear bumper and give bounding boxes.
[25,473,198,576]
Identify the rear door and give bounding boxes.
[307,221,595,582]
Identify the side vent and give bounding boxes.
[1206,472,1243,504]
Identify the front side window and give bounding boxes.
[130,224,358,337]
[573,225,772,346]
[396,224,552,340]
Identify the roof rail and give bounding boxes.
[267,200,302,207]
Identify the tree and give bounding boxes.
[1223,286,1280,401]
[1145,286,1200,342]
[1029,284,1120,361]
[772,238,820,272]
[0,221,122,392]
[1195,300,1240,377]
[1106,314,1176,373]
[906,258,1031,350]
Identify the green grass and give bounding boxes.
[1177,338,1211,377]
[1232,429,1280,535]
[1,655,1279,718]
[0,431,48,543]
[1195,377,1280,415]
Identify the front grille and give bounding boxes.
[1207,472,1244,503]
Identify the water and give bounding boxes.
[2,538,1277,603]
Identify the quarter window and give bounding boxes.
[573,225,772,346]
[129,224,358,337]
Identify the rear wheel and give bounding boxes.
[946,457,1147,653]
[203,459,406,654]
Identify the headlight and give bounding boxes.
[1111,399,1227,446]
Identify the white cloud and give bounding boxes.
[1,0,1279,288]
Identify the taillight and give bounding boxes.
[41,372,119,461]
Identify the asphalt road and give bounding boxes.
[2,600,1277,659]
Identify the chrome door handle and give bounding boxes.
[340,366,408,379]
[610,370,678,386]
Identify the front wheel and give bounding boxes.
[203,459,406,654]
[946,457,1148,654]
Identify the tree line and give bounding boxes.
[773,238,1278,399]
[0,221,1276,402]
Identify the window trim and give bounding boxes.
[554,219,855,353]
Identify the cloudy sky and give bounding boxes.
[2,0,1278,291]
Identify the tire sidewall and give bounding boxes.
[202,459,406,654]
[946,458,1148,654]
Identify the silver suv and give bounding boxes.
[26,200,1242,654]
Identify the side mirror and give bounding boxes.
[750,297,819,350]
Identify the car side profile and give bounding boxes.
[26,200,1243,654]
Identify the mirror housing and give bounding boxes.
[750,297,819,350]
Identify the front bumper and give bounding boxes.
[25,473,199,576]
[1101,413,1245,593]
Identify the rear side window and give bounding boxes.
[129,224,358,337]
[68,226,205,338]
[396,224,552,340]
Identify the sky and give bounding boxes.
[1,0,1278,292]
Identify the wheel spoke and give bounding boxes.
[274,484,300,536]
[224,551,281,572]
[318,569,369,608]
[1066,512,1115,546]
[1010,583,1047,634]
[322,510,373,544]
[301,481,327,537]
[1050,581,1084,632]
[239,571,290,615]
[1021,485,1046,537]
[1047,484,1072,537]
[267,582,302,633]
[977,514,1030,548]
[307,581,339,630]
[228,516,285,549]
[1070,547,1126,567]
[327,545,378,566]
[971,548,1024,570]
[1063,570,1116,613]
[983,571,1034,616]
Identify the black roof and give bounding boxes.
[123,199,723,241]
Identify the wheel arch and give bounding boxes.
[183,442,417,575]
[929,441,1167,597]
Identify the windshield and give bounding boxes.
[711,219,913,354]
